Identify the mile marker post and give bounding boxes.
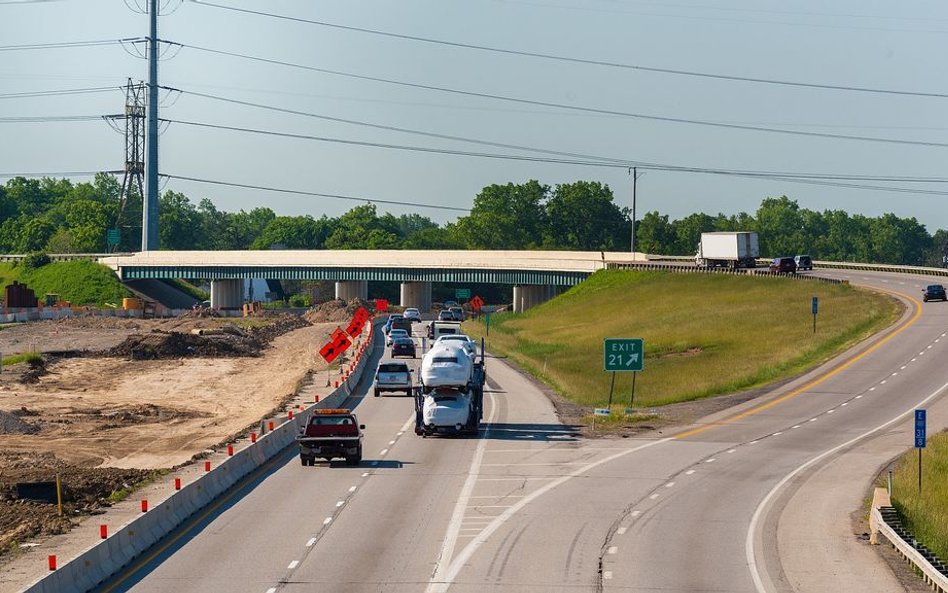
[812,296,818,334]
[915,409,926,493]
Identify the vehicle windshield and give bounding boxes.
[378,363,408,372]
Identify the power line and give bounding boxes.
[170,86,948,183]
[0,38,143,51]
[0,115,113,123]
[0,170,120,178]
[178,42,948,149]
[163,174,471,212]
[0,86,122,100]
[188,2,948,100]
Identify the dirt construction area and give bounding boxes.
[0,299,371,561]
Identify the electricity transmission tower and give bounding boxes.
[109,78,146,252]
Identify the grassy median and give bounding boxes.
[889,431,948,562]
[464,269,899,409]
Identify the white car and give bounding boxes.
[435,334,477,358]
[403,307,421,322]
[386,328,409,346]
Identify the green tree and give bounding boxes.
[252,216,328,249]
[756,196,805,256]
[324,204,400,249]
[159,190,200,250]
[544,181,626,250]
[635,211,676,255]
[673,212,717,255]
[16,216,57,252]
[228,207,276,249]
[454,181,548,249]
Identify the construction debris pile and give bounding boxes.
[303,298,375,323]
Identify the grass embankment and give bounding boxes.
[1,352,42,366]
[165,279,209,302]
[0,261,131,306]
[464,269,899,410]
[888,431,948,562]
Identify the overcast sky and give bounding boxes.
[2,0,947,234]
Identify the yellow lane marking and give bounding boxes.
[674,289,922,440]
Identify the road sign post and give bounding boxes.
[812,296,818,334]
[604,338,644,413]
[915,409,926,493]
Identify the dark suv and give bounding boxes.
[923,284,947,302]
[794,255,813,271]
[769,257,797,274]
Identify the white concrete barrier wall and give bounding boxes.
[18,318,380,593]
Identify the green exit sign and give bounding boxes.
[455,288,471,300]
[604,338,644,372]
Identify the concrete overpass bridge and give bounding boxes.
[97,250,642,311]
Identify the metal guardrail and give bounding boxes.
[872,506,948,592]
[643,254,948,278]
[607,261,847,285]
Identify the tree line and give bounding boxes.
[0,175,944,266]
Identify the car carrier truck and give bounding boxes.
[414,339,486,436]
[695,231,759,269]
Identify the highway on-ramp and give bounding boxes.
[98,269,948,593]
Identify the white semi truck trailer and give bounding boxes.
[695,231,759,269]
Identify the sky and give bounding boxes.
[2,0,948,234]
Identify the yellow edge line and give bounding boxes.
[674,288,921,440]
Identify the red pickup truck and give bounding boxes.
[297,409,364,466]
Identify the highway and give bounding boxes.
[98,268,948,593]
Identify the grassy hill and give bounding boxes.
[464,270,899,409]
[0,261,131,306]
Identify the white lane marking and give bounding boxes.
[266,588,277,593]
[749,440,759,445]
[323,517,332,525]
[389,440,396,446]
[911,358,917,362]
[361,472,370,477]
[772,432,783,436]
[919,351,926,356]
[397,431,404,436]
[665,482,675,488]
[287,560,299,570]
[349,486,357,493]
[727,449,736,454]
[336,501,344,508]
[841,402,848,407]
[468,505,512,509]
[476,477,554,481]
[936,339,941,344]
[747,380,948,593]
[379,449,389,456]
[685,469,696,475]
[791,425,801,429]
[631,510,642,518]
[426,436,672,593]
[649,493,659,500]
[469,495,524,498]
[881,380,887,385]
[617,526,628,535]
[892,372,899,377]
[608,546,618,555]
[306,537,317,547]
[429,394,497,588]
[928,345,933,349]
[705,458,716,463]
[603,571,613,580]
[482,462,590,466]
[900,366,907,370]
[827,410,835,414]
[809,418,817,422]
[857,395,864,398]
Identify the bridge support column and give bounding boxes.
[513,284,552,312]
[210,279,243,310]
[400,281,431,312]
[335,281,368,301]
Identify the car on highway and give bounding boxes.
[391,336,416,358]
[374,361,413,397]
[297,408,364,466]
[403,307,421,323]
[383,314,403,335]
[794,254,813,271]
[923,284,947,302]
[448,306,465,321]
[437,310,455,321]
[443,300,458,309]
[768,257,797,274]
[386,328,409,346]
[435,334,477,357]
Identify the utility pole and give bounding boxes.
[112,79,146,252]
[630,168,645,257]
[143,0,160,251]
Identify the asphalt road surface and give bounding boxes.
[98,270,948,593]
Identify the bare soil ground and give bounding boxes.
[0,300,370,560]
